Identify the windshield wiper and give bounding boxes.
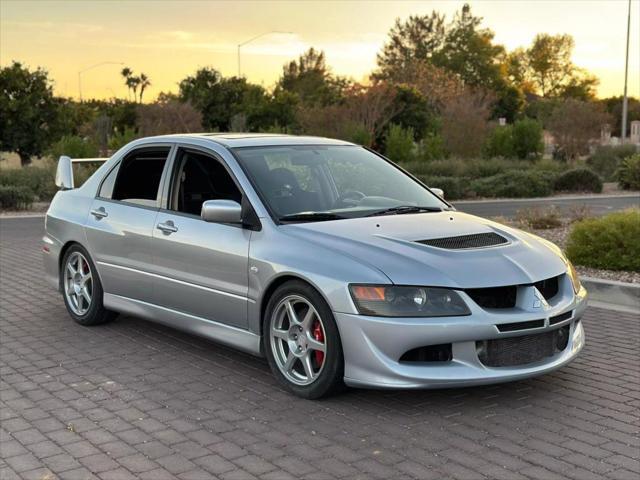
[365,205,442,217]
[279,212,347,223]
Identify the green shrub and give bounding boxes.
[587,145,637,181]
[108,127,138,151]
[0,185,35,209]
[511,118,543,160]
[0,165,57,201]
[616,153,640,190]
[384,124,415,163]
[566,209,640,271]
[417,133,447,161]
[417,175,468,200]
[484,125,514,158]
[48,135,99,160]
[554,168,603,193]
[470,171,556,198]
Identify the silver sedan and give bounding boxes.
[43,134,587,398]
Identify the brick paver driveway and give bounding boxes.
[1,217,639,480]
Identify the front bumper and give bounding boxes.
[335,281,587,389]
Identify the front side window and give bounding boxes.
[104,148,170,206]
[168,149,242,216]
[233,145,447,221]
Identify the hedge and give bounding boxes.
[554,168,603,193]
[616,154,640,190]
[469,171,556,198]
[566,209,640,271]
[0,185,35,210]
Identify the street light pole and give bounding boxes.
[78,61,124,101]
[237,31,293,77]
[621,0,632,142]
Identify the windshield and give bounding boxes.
[233,145,448,222]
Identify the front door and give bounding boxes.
[85,146,171,302]
[150,148,251,329]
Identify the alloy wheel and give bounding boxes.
[64,252,93,316]
[269,295,327,386]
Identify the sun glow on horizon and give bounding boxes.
[1,0,638,101]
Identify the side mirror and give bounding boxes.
[201,199,242,224]
[55,156,74,190]
[430,187,444,199]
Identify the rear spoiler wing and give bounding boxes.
[55,156,109,190]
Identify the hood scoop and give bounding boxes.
[416,232,509,250]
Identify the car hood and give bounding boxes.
[281,211,567,288]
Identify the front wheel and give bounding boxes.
[263,281,344,399]
[61,244,116,326]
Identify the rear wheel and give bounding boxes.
[264,281,344,399]
[61,245,116,326]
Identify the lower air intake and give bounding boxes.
[477,325,570,367]
[417,232,508,250]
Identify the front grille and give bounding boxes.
[466,286,517,309]
[477,325,570,367]
[417,232,508,250]
[465,274,562,310]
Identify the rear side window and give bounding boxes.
[106,148,170,206]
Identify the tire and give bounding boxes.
[263,280,345,399]
[60,244,117,326]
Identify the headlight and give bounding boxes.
[567,260,582,294]
[349,285,471,317]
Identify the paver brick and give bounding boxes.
[1,216,639,479]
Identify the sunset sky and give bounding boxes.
[1,0,638,101]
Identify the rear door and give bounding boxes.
[149,146,251,329]
[85,146,172,302]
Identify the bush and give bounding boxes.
[0,185,35,209]
[470,171,556,198]
[484,125,514,158]
[108,127,138,151]
[516,206,562,229]
[566,209,640,271]
[616,154,640,190]
[511,118,543,160]
[587,145,636,181]
[554,168,603,193]
[47,135,99,160]
[417,133,447,161]
[417,175,468,200]
[0,165,57,201]
[384,124,415,163]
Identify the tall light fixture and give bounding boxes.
[237,31,294,77]
[78,62,124,101]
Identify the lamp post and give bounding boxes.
[621,0,632,142]
[237,31,293,77]
[78,61,124,101]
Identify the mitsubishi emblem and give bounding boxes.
[532,287,548,308]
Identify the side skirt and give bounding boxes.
[103,293,263,357]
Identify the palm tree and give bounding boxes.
[127,76,141,103]
[120,67,133,100]
[138,73,151,103]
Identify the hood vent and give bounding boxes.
[416,232,508,250]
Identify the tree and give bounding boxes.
[440,88,493,158]
[277,48,348,106]
[376,12,446,81]
[0,61,59,165]
[138,73,151,103]
[136,98,202,136]
[514,34,598,99]
[547,99,611,161]
[179,67,289,132]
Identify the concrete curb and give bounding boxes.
[582,277,639,311]
[454,193,640,205]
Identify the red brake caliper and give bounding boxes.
[313,321,324,366]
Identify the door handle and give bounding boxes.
[157,221,178,234]
[90,207,108,219]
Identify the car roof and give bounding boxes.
[141,133,355,148]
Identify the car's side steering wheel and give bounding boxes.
[338,190,366,206]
